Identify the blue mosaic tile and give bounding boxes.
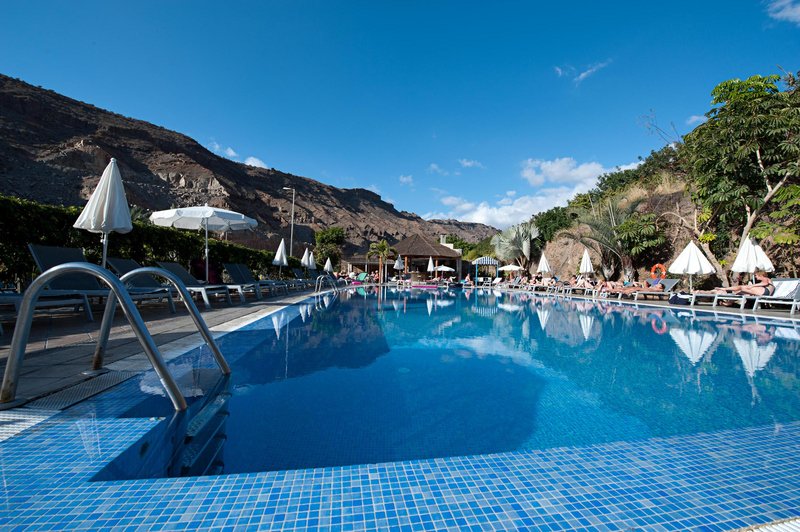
[2,297,800,530]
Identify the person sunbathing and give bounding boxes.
[697,271,775,297]
[613,278,664,296]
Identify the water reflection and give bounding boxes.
[106,286,800,478]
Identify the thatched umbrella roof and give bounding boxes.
[394,234,461,259]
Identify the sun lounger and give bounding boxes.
[692,278,799,313]
[28,244,172,320]
[632,278,679,301]
[156,262,237,308]
[753,279,800,315]
[224,263,288,297]
[105,257,178,313]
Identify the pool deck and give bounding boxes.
[1,287,799,530]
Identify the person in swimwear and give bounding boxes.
[698,271,775,297]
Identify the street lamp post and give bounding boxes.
[282,186,296,258]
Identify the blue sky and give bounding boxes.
[2,1,799,229]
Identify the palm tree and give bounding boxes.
[562,194,664,280]
[367,239,397,284]
[491,221,540,271]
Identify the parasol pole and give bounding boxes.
[101,232,109,269]
[205,219,209,283]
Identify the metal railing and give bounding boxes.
[91,267,230,377]
[0,263,230,412]
[314,274,341,293]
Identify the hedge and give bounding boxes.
[0,195,300,288]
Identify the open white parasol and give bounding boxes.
[731,237,774,282]
[668,241,715,291]
[150,204,257,282]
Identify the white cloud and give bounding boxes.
[427,163,449,176]
[367,184,381,194]
[209,140,239,159]
[458,158,484,169]
[767,0,800,25]
[574,60,611,85]
[686,114,707,126]
[430,187,448,195]
[521,157,606,187]
[424,156,639,228]
[554,66,564,77]
[244,156,268,168]
[399,174,414,185]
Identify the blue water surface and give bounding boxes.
[104,287,800,477]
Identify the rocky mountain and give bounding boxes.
[0,74,496,254]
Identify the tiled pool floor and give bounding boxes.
[1,401,799,530]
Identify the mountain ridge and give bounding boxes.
[0,74,497,254]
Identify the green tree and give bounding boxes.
[491,221,540,271]
[462,237,496,261]
[315,226,346,268]
[680,72,800,283]
[367,239,397,284]
[532,206,574,243]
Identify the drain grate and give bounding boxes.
[26,370,138,411]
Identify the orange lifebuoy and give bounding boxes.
[650,263,667,279]
[651,317,668,335]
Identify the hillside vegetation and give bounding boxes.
[502,71,799,286]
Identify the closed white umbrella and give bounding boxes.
[536,254,552,275]
[498,264,523,272]
[300,248,310,268]
[669,328,717,365]
[579,313,594,341]
[734,335,778,404]
[272,238,288,275]
[73,158,132,268]
[393,256,404,270]
[427,257,434,272]
[271,311,289,340]
[579,249,594,275]
[731,237,774,281]
[668,241,715,291]
[324,257,334,273]
[536,307,551,331]
[150,204,257,282]
[308,251,317,270]
[734,337,777,378]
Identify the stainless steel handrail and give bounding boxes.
[91,267,231,376]
[315,274,339,293]
[0,262,188,411]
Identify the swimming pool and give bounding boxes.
[97,287,800,479]
[5,287,800,530]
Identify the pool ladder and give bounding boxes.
[314,274,341,293]
[0,262,231,412]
